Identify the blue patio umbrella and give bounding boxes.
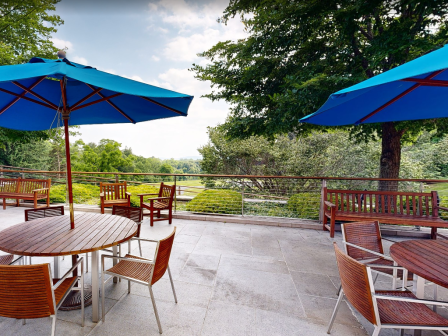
[300,45,448,126]
[0,54,194,228]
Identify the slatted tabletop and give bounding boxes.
[390,240,448,288]
[0,213,138,257]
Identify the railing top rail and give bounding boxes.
[1,169,448,183]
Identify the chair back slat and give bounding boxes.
[157,182,175,206]
[25,206,64,221]
[112,206,143,237]
[100,182,127,201]
[152,228,176,285]
[334,243,376,325]
[0,264,55,319]
[342,221,383,260]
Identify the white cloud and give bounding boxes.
[51,38,74,51]
[72,56,88,65]
[152,55,160,61]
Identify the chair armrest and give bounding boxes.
[32,188,49,193]
[367,264,407,270]
[137,193,159,196]
[53,257,83,290]
[374,294,448,307]
[102,254,154,265]
[381,237,398,243]
[131,237,158,243]
[324,201,336,208]
[148,197,170,201]
[100,192,104,197]
[125,192,131,196]
[343,241,394,261]
[435,206,448,212]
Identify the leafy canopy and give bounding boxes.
[192,0,448,142]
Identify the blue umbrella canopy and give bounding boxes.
[300,45,448,126]
[0,57,193,131]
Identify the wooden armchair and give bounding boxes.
[328,243,448,336]
[0,258,84,336]
[138,182,175,226]
[100,182,131,214]
[341,221,413,290]
[101,228,177,334]
[25,205,64,221]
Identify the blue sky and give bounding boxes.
[51,0,247,159]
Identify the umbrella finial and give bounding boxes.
[57,50,66,59]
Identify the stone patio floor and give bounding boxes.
[0,206,446,336]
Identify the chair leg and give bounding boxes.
[434,284,439,312]
[138,240,142,257]
[22,319,26,325]
[372,326,381,336]
[101,267,106,322]
[157,210,160,218]
[2,198,5,210]
[51,314,57,336]
[86,253,89,273]
[400,329,404,336]
[168,266,177,303]
[169,208,172,224]
[327,290,344,334]
[336,284,341,296]
[150,211,154,227]
[149,286,163,334]
[81,261,85,328]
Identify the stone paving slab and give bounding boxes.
[2,206,444,336]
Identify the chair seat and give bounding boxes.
[0,193,46,198]
[106,254,153,283]
[142,201,168,210]
[365,258,414,281]
[103,199,129,205]
[52,277,78,306]
[0,254,14,265]
[376,290,448,326]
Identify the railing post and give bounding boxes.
[0,165,3,178]
[241,180,245,216]
[21,172,25,179]
[174,175,177,213]
[319,179,327,223]
[115,174,119,183]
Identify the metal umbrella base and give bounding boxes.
[59,285,92,311]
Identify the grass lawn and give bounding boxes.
[427,182,448,197]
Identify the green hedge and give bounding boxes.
[287,193,321,220]
[186,189,242,214]
[49,183,159,207]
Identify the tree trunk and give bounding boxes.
[378,122,402,192]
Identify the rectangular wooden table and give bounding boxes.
[0,212,138,322]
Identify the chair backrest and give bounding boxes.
[18,178,51,195]
[25,205,65,222]
[0,178,19,193]
[112,205,143,237]
[333,243,377,325]
[0,264,55,319]
[100,182,127,201]
[152,227,176,285]
[342,221,383,260]
[157,182,175,206]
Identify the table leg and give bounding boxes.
[412,274,425,336]
[91,250,99,323]
[113,246,118,284]
[54,256,60,278]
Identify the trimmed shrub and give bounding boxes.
[287,193,321,220]
[186,189,242,214]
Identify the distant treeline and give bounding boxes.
[0,131,201,181]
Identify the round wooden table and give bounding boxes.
[0,212,138,322]
[390,239,448,336]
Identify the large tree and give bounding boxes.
[192,0,448,190]
[0,0,63,162]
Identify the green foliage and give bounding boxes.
[186,189,242,214]
[287,193,320,220]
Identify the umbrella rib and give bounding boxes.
[0,76,47,116]
[71,87,103,109]
[71,93,123,111]
[139,96,185,116]
[12,81,58,109]
[0,87,55,111]
[358,70,444,124]
[85,83,135,123]
[401,78,448,87]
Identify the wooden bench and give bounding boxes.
[322,188,448,239]
[0,177,51,210]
